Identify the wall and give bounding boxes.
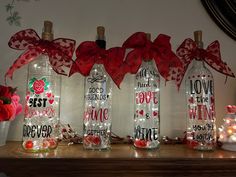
[0,0,235,141]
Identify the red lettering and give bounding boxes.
[189,106,197,119]
[203,105,215,120]
[197,105,202,120]
[145,91,152,103]
[139,92,144,104]
[153,92,158,104]
[103,109,108,120]
[84,107,109,122]
[136,91,159,105]
[189,105,215,120]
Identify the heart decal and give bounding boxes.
[46,92,55,105]
[139,110,144,116]
[153,111,158,117]
[188,97,194,104]
[49,99,54,104]
[46,93,52,98]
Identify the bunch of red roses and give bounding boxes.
[0,85,22,121]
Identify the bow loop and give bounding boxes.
[6,29,75,81]
[8,29,40,50]
[153,34,171,51]
[122,32,148,48]
[52,38,76,59]
[123,32,183,85]
[176,38,235,88]
[69,42,126,88]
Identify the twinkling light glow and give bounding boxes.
[227,128,233,135]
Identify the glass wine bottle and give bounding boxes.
[185,31,216,150]
[23,21,61,152]
[133,34,160,149]
[83,26,112,150]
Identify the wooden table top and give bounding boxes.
[0,141,236,159]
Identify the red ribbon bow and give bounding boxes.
[122,32,183,84]
[176,38,235,88]
[6,29,76,81]
[69,41,126,88]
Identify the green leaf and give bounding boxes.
[12,11,19,18]
[5,4,14,12]
[6,16,14,25]
[29,77,37,85]
[14,20,21,26]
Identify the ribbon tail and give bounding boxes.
[204,58,235,79]
[5,48,41,82]
[125,49,142,74]
[106,65,127,89]
[69,61,79,77]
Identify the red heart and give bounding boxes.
[211,96,215,103]
[49,99,54,104]
[47,93,52,98]
[134,139,147,148]
[188,97,194,104]
[139,110,144,116]
[26,95,30,101]
[153,111,158,117]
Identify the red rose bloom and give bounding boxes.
[0,101,14,121]
[33,80,45,94]
[0,86,12,99]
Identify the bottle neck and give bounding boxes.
[96,39,106,49]
[192,42,205,68]
[192,59,205,68]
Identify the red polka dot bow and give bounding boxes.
[69,41,126,88]
[6,29,76,81]
[176,38,235,88]
[122,32,183,85]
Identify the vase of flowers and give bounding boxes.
[0,85,22,146]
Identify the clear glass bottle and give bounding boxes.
[219,105,236,151]
[185,31,216,150]
[83,26,112,150]
[133,33,160,149]
[23,21,61,152]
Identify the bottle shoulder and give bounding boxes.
[28,54,58,76]
[136,60,160,79]
[186,63,213,77]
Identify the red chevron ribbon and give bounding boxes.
[176,38,235,88]
[69,41,126,88]
[6,29,75,80]
[122,32,183,85]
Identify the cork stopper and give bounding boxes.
[146,33,151,41]
[194,30,203,48]
[97,26,105,40]
[42,21,53,41]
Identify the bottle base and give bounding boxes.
[134,139,160,149]
[22,139,58,153]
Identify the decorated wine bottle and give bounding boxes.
[185,31,216,150]
[83,26,112,150]
[23,21,61,152]
[134,34,160,149]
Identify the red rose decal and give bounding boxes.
[33,80,45,94]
